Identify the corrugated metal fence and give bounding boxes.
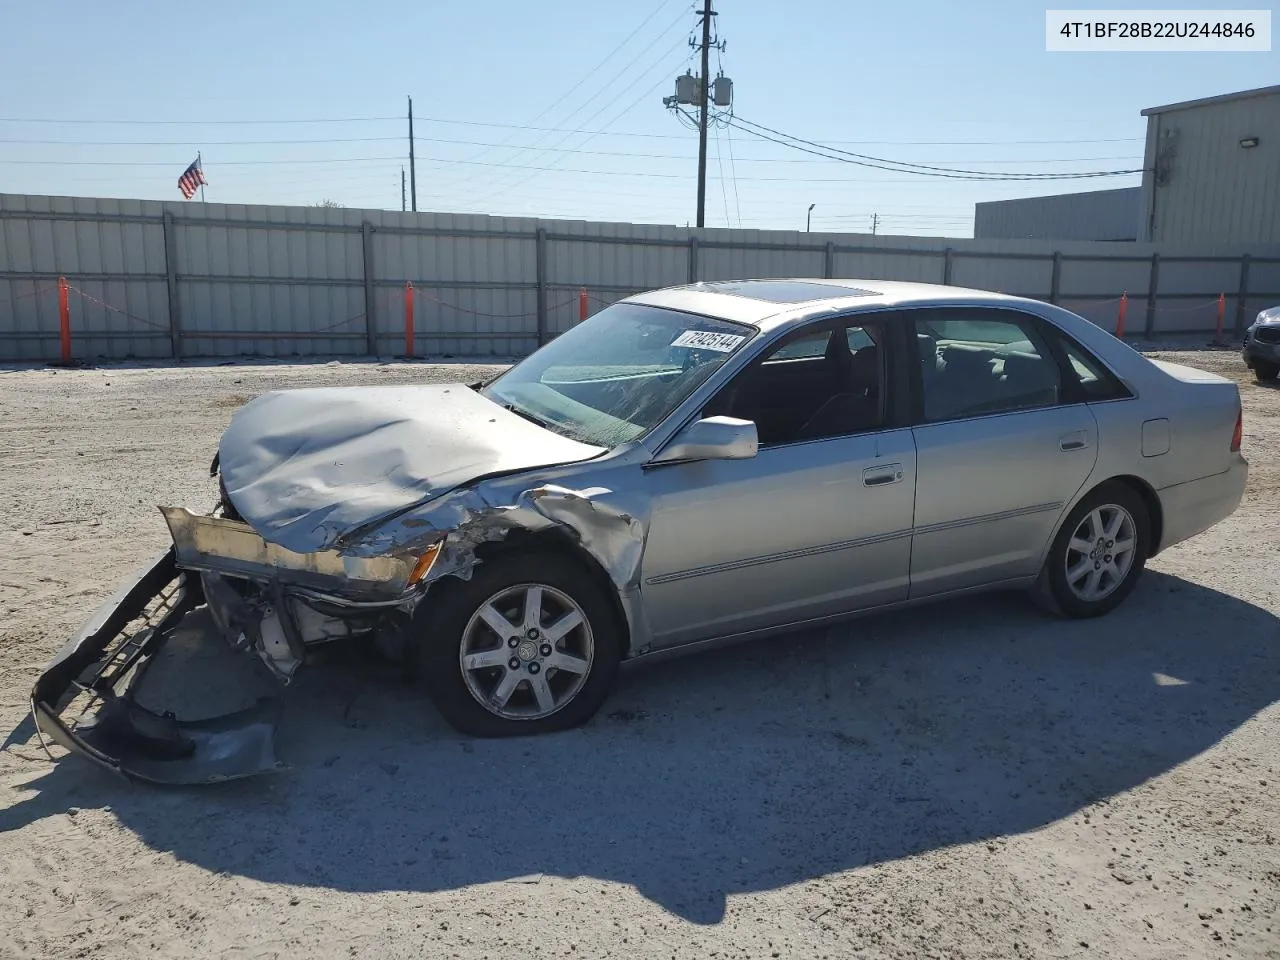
[3,193,1280,362]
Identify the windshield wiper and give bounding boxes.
[500,402,558,431]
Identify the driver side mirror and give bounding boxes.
[651,416,758,464]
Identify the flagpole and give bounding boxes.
[198,150,206,202]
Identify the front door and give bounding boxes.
[639,316,916,649]
[908,306,1099,597]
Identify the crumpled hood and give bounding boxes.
[217,384,604,553]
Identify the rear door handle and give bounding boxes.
[1059,431,1090,452]
[863,463,904,486]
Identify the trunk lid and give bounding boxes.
[216,384,604,553]
[1149,358,1233,385]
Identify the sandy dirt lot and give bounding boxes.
[0,351,1277,960]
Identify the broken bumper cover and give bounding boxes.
[160,506,427,602]
[30,548,285,785]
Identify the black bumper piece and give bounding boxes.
[30,548,285,785]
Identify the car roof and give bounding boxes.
[625,278,1035,332]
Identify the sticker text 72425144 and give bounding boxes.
[670,330,747,353]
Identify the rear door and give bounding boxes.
[907,306,1099,597]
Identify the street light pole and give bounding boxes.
[807,203,816,232]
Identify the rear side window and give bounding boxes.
[1046,329,1133,402]
[912,308,1061,422]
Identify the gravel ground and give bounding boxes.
[0,352,1277,960]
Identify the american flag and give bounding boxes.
[177,158,207,199]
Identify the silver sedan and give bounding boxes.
[35,279,1249,781]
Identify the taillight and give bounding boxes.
[1230,407,1243,452]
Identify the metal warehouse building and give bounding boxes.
[1139,84,1280,244]
[975,84,1279,246]
[973,187,1140,241]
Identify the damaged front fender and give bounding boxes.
[336,480,656,655]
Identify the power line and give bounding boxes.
[0,139,1143,168]
[0,136,406,146]
[519,0,681,128]
[0,116,403,125]
[450,4,694,196]
[728,115,1146,181]
[0,134,1142,164]
[717,44,743,230]
[712,124,731,228]
[0,114,1144,147]
[0,156,407,166]
[437,0,686,188]
[469,37,697,205]
[13,150,1105,183]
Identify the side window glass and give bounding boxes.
[764,330,831,362]
[1049,331,1133,401]
[846,327,874,350]
[913,310,1060,422]
[706,322,883,445]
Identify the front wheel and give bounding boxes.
[1042,483,1150,618]
[414,551,623,737]
[1252,359,1279,381]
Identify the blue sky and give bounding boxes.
[1,1,1275,236]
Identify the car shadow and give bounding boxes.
[3,570,1278,924]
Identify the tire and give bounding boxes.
[413,551,623,737]
[1042,481,1150,619]
[1253,360,1280,382]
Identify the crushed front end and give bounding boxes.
[29,381,623,784]
[29,507,442,785]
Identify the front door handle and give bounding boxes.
[863,463,904,486]
[1059,431,1090,452]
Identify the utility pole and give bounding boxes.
[695,0,713,229]
[871,213,879,236]
[663,3,729,228]
[407,95,418,212]
[401,167,406,212]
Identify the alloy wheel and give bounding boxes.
[1064,504,1138,603]
[459,583,595,721]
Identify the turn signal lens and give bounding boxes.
[407,542,443,586]
[1230,408,1243,452]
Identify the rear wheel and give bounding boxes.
[1042,483,1150,618]
[414,552,622,737]
[1253,359,1279,381]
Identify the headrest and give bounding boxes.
[916,332,937,362]
[1001,350,1050,381]
[849,344,879,379]
[824,330,852,363]
[941,343,993,376]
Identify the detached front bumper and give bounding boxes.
[30,548,285,785]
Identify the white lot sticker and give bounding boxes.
[670,330,746,352]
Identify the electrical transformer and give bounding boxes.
[674,72,699,105]
[712,75,733,108]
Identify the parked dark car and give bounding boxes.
[1243,306,1280,381]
